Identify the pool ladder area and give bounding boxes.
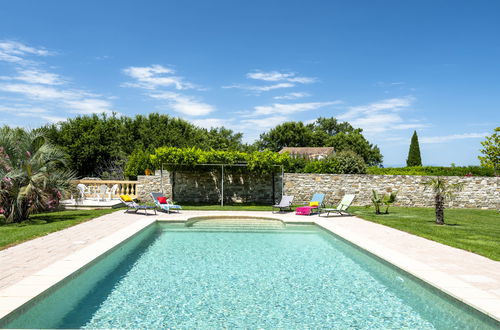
[185,217,286,231]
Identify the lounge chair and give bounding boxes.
[272,195,294,213]
[120,194,156,215]
[319,194,355,217]
[151,192,182,213]
[295,193,325,215]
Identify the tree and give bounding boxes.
[256,122,314,151]
[256,117,383,166]
[406,131,422,166]
[423,177,464,225]
[478,127,500,175]
[0,127,75,223]
[44,112,245,177]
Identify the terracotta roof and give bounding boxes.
[278,147,335,155]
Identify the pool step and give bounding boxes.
[187,218,286,231]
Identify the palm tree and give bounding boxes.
[0,127,76,223]
[424,177,464,225]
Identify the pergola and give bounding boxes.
[160,163,284,207]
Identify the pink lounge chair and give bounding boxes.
[295,206,317,215]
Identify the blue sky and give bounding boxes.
[0,0,498,166]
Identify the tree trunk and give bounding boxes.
[435,194,445,225]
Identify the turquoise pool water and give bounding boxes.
[2,222,498,329]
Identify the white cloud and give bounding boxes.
[0,40,117,122]
[227,70,316,93]
[66,98,115,115]
[0,83,81,100]
[246,71,316,84]
[14,69,63,85]
[420,132,488,144]
[222,82,295,91]
[123,64,215,116]
[274,92,310,100]
[0,41,50,63]
[240,116,289,130]
[151,92,214,116]
[336,96,427,135]
[0,106,67,123]
[122,65,193,90]
[249,83,295,91]
[339,97,414,121]
[252,101,340,116]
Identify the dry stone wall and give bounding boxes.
[136,170,172,202]
[138,170,282,204]
[284,173,500,209]
[137,171,499,209]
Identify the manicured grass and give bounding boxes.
[350,206,500,261]
[0,208,119,250]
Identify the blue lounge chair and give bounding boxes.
[296,193,325,215]
[151,192,182,213]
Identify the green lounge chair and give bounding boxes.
[319,194,355,217]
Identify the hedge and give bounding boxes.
[367,166,495,177]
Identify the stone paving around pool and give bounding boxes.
[0,209,499,322]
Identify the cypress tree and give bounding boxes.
[406,131,422,166]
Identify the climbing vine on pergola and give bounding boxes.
[150,147,290,206]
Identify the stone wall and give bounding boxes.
[136,170,172,202]
[137,170,282,204]
[284,173,500,209]
[137,171,499,209]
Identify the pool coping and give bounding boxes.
[0,211,499,325]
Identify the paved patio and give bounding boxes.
[0,209,499,322]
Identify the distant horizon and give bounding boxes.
[1,0,498,166]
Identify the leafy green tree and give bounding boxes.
[124,149,154,179]
[478,127,500,174]
[424,177,464,225]
[406,130,422,166]
[43,113,127,177]
[0,127,75,223]
[256,122,314,151]
[256,117,383,166]
[44,112,245,177]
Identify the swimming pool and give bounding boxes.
[1,221,498,329]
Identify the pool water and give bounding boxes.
[2,223,498,329]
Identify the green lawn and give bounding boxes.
[349,206,500,261]
[0,209,119,250]
[2,205,499,262]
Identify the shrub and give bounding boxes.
[0,128,75,223]
[335,150,367,174]
[367,166,495,177]
[124,149,154,179]
[303,150,366,174]
[369,190,397,214]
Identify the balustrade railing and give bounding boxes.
[72,180,138,199]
